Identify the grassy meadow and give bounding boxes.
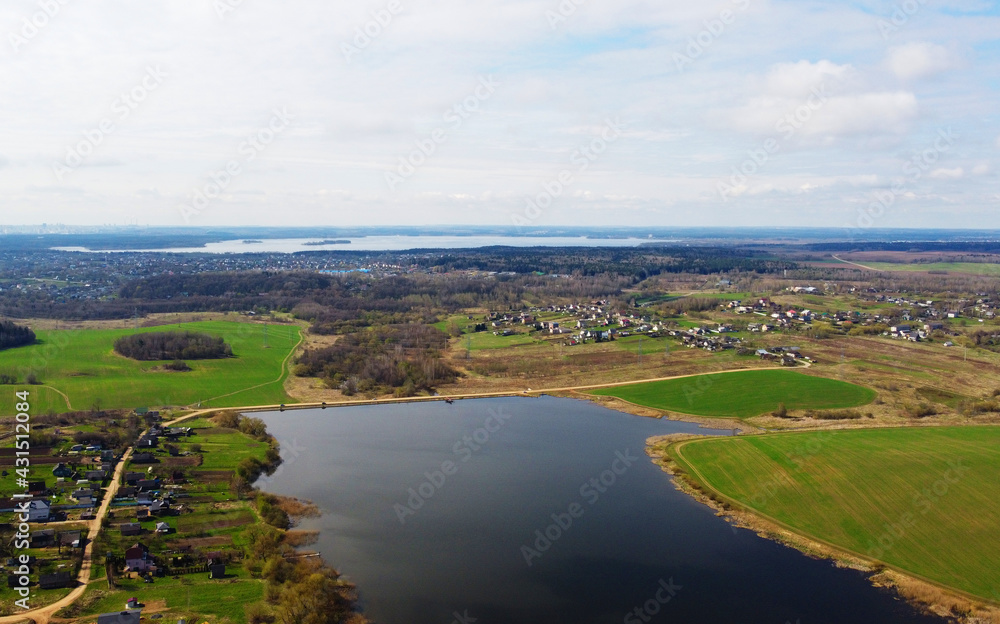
[670,427,1000,600]
[863,261,1000,276]
[590,369,876,418]
[0,320,300,413]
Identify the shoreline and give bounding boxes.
[239,413,369,624]
[559,390,759,432]
[159,408,367,623]
[173,397,996,623]
[647,434,1000,624]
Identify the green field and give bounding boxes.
[0,321,300,413]
[864,262,1000,276]
[614,334,672,354]
[79,568,265,622]
[590,369,876,418]
[181,417,273,470]
[671,427,1000,600]
[465,331,539,351]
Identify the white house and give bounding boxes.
[28,499,50,522]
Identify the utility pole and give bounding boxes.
[638,337,643,364]
[263,323,269,349]
[466,335,471,360]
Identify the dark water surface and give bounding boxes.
[256,397,941,624]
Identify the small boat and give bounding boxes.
[444,398,454,404]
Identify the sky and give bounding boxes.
[1,0,998,229]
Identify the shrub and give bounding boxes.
[904,403,938,418]
[256,492,291,530]
[238,416,269,440]
[807,409,863,420]
[212,411,242,429]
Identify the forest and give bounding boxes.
[113,331,234,361]
[0,319,35,350]
[293,324,458,396]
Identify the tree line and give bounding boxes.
[0,319,35,350]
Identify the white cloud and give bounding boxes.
[721,87,918,141]
[806,92,918,137]
[886,43,958,81]
[929,167,965,180]
[0,1,996,227]
[972,164,991,176]
[716,59,921,142]
[762,60,854,98]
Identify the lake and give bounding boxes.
[52,235,678,254]
[256,397,942,624]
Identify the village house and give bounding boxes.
[210,562,227,579]
[150,500,170,515]
[124,472,144,486]
[72,488,94,501]
[97,610,141,624]
[124,543,155,573]
[27,499,50,522]
[137,479,160,492]
[30,529,55,548]
[120,523,142,537]
[60,530,82,548]
[39,571,74,590]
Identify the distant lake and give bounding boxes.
[256,397,942,624]
[52,235,678,254]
